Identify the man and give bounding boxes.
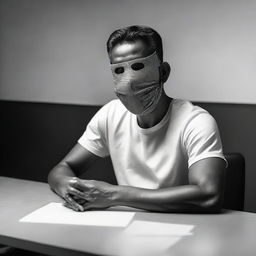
[48,25,226,213]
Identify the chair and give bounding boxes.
[223,153,245,211]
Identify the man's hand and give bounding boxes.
[64,179,117,211]
[54,176,86,212]
[47,144,102,212]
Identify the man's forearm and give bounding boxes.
[113,184,222,213]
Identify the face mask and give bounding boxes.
[111,51,162,115]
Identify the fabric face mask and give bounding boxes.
[111,51,162,115]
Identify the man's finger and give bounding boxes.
[63,201,85,211]
[72,196,88,204]
[68,187,92,202]
[63,202,73,210]
[82,203,93,211]
[64,194,84,211]
[72,179,93,191]
[68,186,85,199]
[64,195,79,211]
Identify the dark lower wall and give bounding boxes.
[0,100,117,185]
[196,102,256,213]
[1,100,255,212]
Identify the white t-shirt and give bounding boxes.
[78,99,226,189]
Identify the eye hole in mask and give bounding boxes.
[131,62,144,71]
[114,67,125,74]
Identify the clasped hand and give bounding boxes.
[56,177,117,211]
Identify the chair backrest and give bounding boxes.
[223,153,245,211]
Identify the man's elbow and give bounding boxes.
[199,188,224,213]
[197,179,225,213]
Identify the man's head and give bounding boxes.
[107,25,163,63]
[107,25,170,116]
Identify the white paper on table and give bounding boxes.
[20,202,135,227]
[124,220,194,236]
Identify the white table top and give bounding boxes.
[0,176,255,256]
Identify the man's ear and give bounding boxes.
[160,62,171,83]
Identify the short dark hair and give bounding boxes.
[107,25,163,62]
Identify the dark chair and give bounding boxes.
[223,153,245,211]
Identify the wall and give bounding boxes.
[1,0,256,104]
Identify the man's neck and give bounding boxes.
[137,93,172,129]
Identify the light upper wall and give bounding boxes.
[0,0,255,105]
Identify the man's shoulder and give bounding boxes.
[172,99,209,118]
[99,99,128,119]
[172,99,218,138]
[102,99,126,111]
[172,99,215,128]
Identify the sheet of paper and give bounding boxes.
[124,220,194,236]
[20,202,135,227]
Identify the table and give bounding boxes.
[0,176,255,256]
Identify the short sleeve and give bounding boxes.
[78,104,110,158]
[182,112,227,168]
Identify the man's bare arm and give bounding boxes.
[74,157,226,213]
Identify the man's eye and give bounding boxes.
[131,63,144,71]
[114,67,124,74]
